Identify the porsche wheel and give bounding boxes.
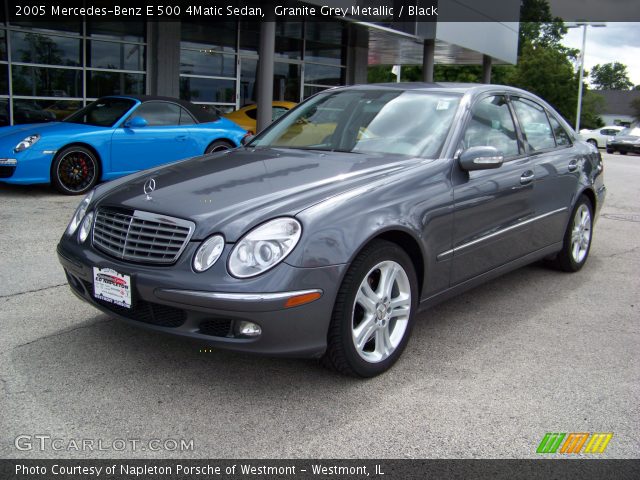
[52,146,99,195]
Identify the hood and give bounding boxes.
[0,121,103,142]
[94,148,426,241]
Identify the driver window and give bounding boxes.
[131,102,181,126]
[463,95,520,157]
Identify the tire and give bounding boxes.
[322,240,418,377]
[620,151,628,155]
[587,139,598,147]
[606,149,614,154]
[51,146,100,195]
[553,195,593,272]
[205,140,233,154]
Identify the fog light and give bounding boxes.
[237,321,261,337]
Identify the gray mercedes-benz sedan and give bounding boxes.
[57,83,605,377]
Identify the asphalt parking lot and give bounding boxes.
[1,152,638,459]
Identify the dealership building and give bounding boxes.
[0,0,518,128]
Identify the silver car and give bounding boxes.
[58,84,605,377]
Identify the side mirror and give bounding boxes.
[124,116,148,129]
[458,146,504,171]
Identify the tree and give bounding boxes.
[518,0,567,52]
[580,91,605,129]
[590,63,634,90]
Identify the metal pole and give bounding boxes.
[256,21,275,134]
[482,55,492,84]
[575,24,587,132]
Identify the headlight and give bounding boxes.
[78,211,94,243]
[228,218,302,278]
[14,134,41,153]
[66,190,94,236]
[193,235,225,272]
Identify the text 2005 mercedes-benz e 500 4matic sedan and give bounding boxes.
[57,84,605,377]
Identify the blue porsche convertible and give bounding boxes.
[0,95,247,194]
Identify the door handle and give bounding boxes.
[175,135,188,141]
[520,171,535,185]
[568,159,578,172]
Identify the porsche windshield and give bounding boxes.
[251,89,461,158]
[64,98,137,127]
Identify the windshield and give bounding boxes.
[250,89,461,158]
[64,98,137,127]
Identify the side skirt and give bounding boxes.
[418,242,563,312]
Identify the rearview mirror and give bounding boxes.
[458,146,504,171]
[124,116,148,129]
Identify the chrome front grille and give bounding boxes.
[92,208,195,264]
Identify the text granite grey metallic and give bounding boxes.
[57,83,606,377]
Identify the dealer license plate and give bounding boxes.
[93,267,132,309]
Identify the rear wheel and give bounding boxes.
[51,146,99,195]
[322,240,418,377]
[606,148,614,154]
[620,151,628,155]
[586,139,598,147]
[205,140,233,154]
[553,195,593,272]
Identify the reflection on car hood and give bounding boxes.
[94,148,426,241]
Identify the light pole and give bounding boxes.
[567,22,606,132]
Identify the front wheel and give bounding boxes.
[322,240,418,377]
[553,195,593,272]
[606,149,614,154]
[51,146,99,195]
[587,139,598,147]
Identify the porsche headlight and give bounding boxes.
[193,234,225,272]
[14,134,41,153]
[66,190,94,236]
[228,218,302,278]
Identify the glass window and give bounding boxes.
[0,30,6,61]
[549,115,571,146]
[304,85,329,99]
[253,90,460,158]
[274,62,300,102]
[180,77,235,103]
[305,64,344,86]
[275,22,303,59]
[89,41,145,71]
[88,21,145,42]
[240,58,257,106]
[245,107,257,120]
[239,22,260,54]
[65,98,137,127]
[273,106,289,121]
[181,20,236,52]
[463,95,520,157]
[0,64,8,95]
[9,20,81,35]
[12,66,81,97]
[10,31,81,66]
[131,102,181,126]
[87,71,145,97]
[180,49,235,77]
[179,107,196,125]
[0,99,9,127]
[305,22,346,65]
[512,98,556,151]
[12,99,58,124]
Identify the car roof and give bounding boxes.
[99,95,219,123]
[331,82,538,97]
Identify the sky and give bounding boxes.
[560,22,640,87]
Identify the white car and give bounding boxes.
[579,125,625,148]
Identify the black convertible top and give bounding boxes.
[102,94,219,123]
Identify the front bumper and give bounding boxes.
[57,237,346,358]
